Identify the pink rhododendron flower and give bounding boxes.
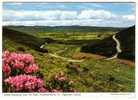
[2,50,76,93]
[4,75,46,92]
[9,52,34,64]
[2,50,10,64]
[51,89,63,92]
[2,50,39,76]
[22,54,34,64]
[54,72,66,82]
[24,64,39,74]
[2,50,10,58]
[13,60,24,69]
[2,64,11,77]
[38,87,49,92]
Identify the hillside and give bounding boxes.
[81,26,135,61]
[3,27,48,52]
[2,26,135,92]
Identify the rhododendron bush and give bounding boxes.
[2,50,46,92]
[2,50,39,77]
[46,72,76,92]
[4,75,47,92]
[2,50,76,92]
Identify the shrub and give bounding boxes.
[46,72,76,92]
[2,50,39,77]
[2,50,76,92]
[4,75,47,92]
[2,50,44,92]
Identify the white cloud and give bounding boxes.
[3,9,112,20]
[3,10,78,20]
[5,3,23,6]
[3,19,104,26]
[3,18,134,27]
[78,10,112,19]
[122,15,135,21]
[3,9,135,27]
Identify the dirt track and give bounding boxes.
[48,53,84,63]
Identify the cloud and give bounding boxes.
[122,15,135,21]
[77,9,112,19]
[2,19,105,26]
[3,9,135,27]
[5,3,24,6]
[3,18,135,27]
[3,10,78,20]
[3,9,114,21]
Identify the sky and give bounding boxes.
[3,2,135,27]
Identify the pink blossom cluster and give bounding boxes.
[2,50,39,77]
[51,89,63,92]
[54,72,66,82]
[2,50,76,92]
[2,50,45,92]
[2,64,11,77]
[4,75,47,92]
[48,72,76,92]
[24,64,39,74]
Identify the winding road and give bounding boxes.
[41,34,122,62]
[106,35,122,60]
[40,43,84,63]
[48,53,84,63]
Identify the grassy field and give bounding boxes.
[3,26,135,92]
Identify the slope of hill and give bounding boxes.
[2,26,135,92]
[3,27,48,52]
[116,26,135,60]
[81,26,135,61]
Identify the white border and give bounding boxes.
[0,0,137,100]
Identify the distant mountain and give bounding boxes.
[4,26,123,34]
[81,26,135,61]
